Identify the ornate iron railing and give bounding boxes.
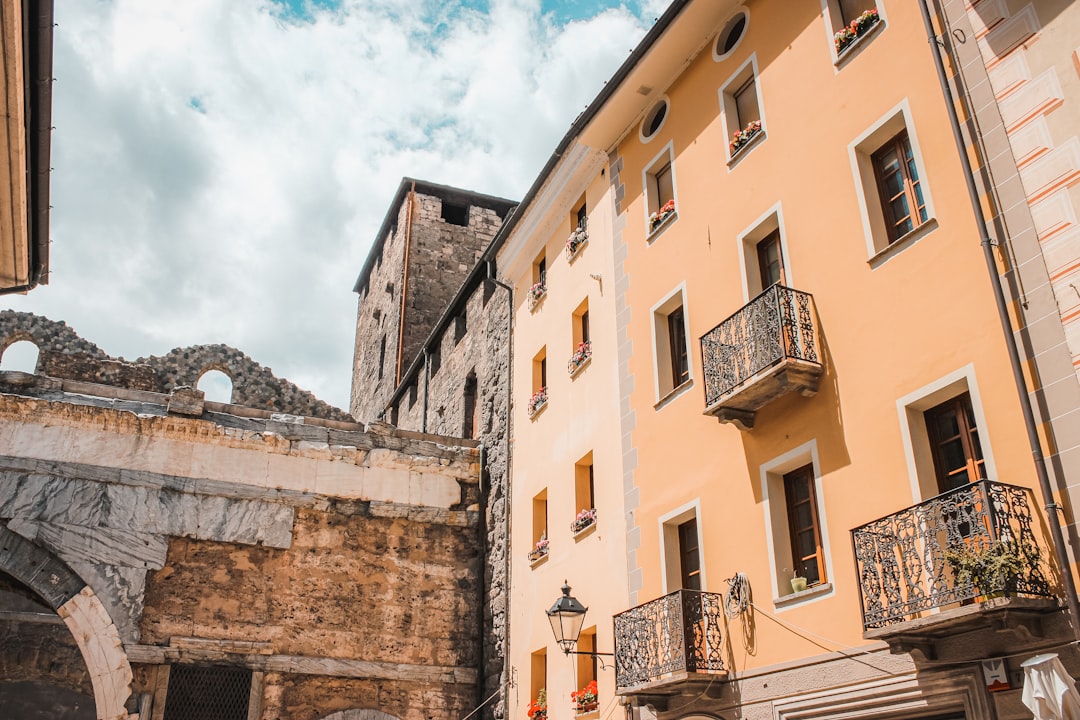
[613,589,726,692]
[851,479,1053,630]
[700,285,819,408]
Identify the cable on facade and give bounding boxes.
[723,572,751,617]
[458,684,505,720]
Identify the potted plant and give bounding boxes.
[528,387,548,416]
[528,280,547,310]
[834,8,880,54]
[571,680,599,714]
[568,341,592,374]
[945,540,1025,598]
[528,688,548,719]
[528,534,549,562]
[648,199,676,233]
[571,508,597,533]
[790,576,808,593]
[566,226,589,260]
[729,120,762,157]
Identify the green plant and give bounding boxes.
[945,540,1025,596]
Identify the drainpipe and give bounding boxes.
[396,183,416,386]
[486,258,515,712]
[918,0,1080,640]
[421,348,430,434]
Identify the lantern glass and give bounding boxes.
[546,583,588,653]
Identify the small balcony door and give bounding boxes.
[925,392,986,494]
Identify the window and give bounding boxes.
[408,382,418,410]
[640,98,670,142]
[575,196,587,230]
[454,313,467,344]
[713,10,749,60]
[825,0,884,61]
[441,201,469,226]
[651,285,692,402]
[643,143,677,236]
[720,57,765,162]
[377,335,387,380]
[925,392,985,494]
[463,372,478,439]
[761,441,833,603]
[872,131,928,243]
[571,300,592,376]
[531,490,549,563]
[160,665,257,720]
[197,370,233,404]
[574,453,596,532]
[533,348,547,392]
[580,310,590,344]
[678,518,702,591]
[530,649,547,714]
[784,464,825,587]
[531,251,548,308]
[429,349,441,377]
[576,627,599,708]
[850,102,936,260]
[0,339,39,373]
[738,206,791,299]
[660,502,704,592]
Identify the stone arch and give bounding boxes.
[0,526,133,720]
[0,336,40,373]
[320,711,402,720]
[0,311,108,359]
[196,367,234,403]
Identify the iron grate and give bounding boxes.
[162,665,251,720]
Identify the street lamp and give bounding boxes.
[546,582,614,661]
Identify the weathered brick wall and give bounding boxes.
[389,277,510,720]
[0,311,351,421]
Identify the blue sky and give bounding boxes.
[1,0,663,411]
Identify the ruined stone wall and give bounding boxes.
[389,277,510,720]
[351,201,410,422]
[0,311,351,421]
[0,385,483,720]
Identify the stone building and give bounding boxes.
[0,313,486,720]
[350,179,517,719]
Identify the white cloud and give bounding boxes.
[2,0,657,409]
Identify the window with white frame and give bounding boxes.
[850,102,936,260]
[720,56,765,162]
[643,143,677,236]
[651,285,692,403]
[760,442,833,604]
[660,503,704,592]
[823,0,884,61]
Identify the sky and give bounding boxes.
[2,0,667,410]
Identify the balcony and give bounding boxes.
[614,589,727,696]
[700,285,822,430]
[851,479,1056,644]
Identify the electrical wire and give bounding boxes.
[458,685,504,720]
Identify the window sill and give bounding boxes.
[727,130,765,168]
[528,290,547,313]
[572,520,597,541]
[773,582,833,609]
[654,378,693,411]
[566,236,589,263]
[529,551,549,568]
[575,710,599,719]
[834,19,884,68]
[867,218,938,269]
[528,398,549,420]
[569,355,592,379]
[646,211,678,243]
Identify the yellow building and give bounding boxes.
[496,1,1080,719]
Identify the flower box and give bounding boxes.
[729,120,762,158]
[572,681,598,715]
[528,387,548,417]
[648,199,676,234]
[528,281,547,311]
[571,508,597,534]
[528,689,548,719]
[566,227,589,261]
[835,8,880,55]
[567,341,592,376]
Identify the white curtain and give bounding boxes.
[1022,653,1080,720]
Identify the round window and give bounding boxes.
[640,98,669,143]
[714,10,748,60]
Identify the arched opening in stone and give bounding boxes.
[0,571,95,719]
[0,339,40,373]
[197,369,234,404]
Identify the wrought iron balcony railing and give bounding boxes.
[700,285,821,425]
[851,479,1054,631]
[613,589,726,693]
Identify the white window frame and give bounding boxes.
[719,54,766,166]
[658,499,706,593]
[712,8,750,62]
[759,440,835,609]
[650,282,693,406]
[821,0,888,66]
[895,364,999,504]
[736,201,794,302]
[639,95,672,144]
[848,98,937,265]
[642,141,679,239]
